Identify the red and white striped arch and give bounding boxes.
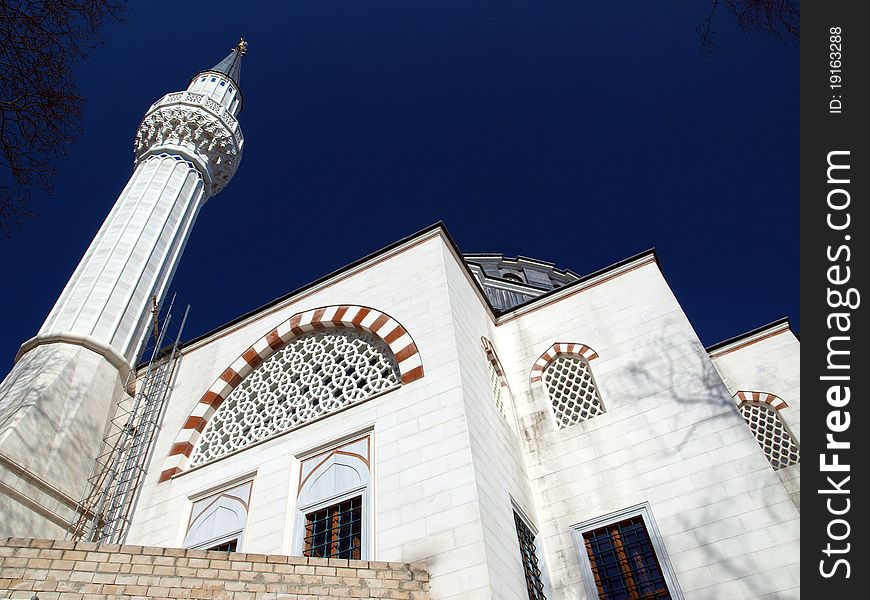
[159,305,423,482]
[734,390,788,410]
[530,342,599,384]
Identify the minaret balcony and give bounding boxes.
[148,91,242,137]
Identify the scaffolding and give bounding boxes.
[69,293,189,544]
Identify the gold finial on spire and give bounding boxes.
[234,38,248,56]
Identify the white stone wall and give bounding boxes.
[128,231,800,600]
[128,234,493,599]
[440,243,542,600]
[710,326,801,441]
[494,261,800,600]
[710,326,801,512]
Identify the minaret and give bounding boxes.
[0,41,248,537]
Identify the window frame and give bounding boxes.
[512,501,553,600]
[292,434,373,560]
[294,485,369,560]
[298,489,366,560]
[570,503,684,600]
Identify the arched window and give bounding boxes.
[183,479,252,551]
[542,354,604,428]
[739,401,800,470]
[481,337,509,419]
[489,359,506,417]
[295,436,371,560]
[189,330,400,467]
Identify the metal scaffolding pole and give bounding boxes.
[69,294,189,544]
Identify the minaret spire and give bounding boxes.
[0,43,248,537]
[206,38,247,89]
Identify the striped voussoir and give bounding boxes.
[530,342,599,384]
[481,337,508,387]
[734,390,787,410]
[159,305,423,482]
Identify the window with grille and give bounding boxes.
[514,511,547,600]
[304,496,363,560]
[190,330,400,466]
[582,517,671,600]
[573,505,682,600]
[206,539,238,552]
[296,435,371,559]
[739,403,800,470]
[542,355,604,428]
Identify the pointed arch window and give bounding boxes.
[294,436,371,560]
[183,479,253,551]
[189,330,400,467]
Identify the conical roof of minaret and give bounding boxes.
[209,38,247,88]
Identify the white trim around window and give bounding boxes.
[570,502,684,600]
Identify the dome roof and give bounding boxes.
[464,253,579,311]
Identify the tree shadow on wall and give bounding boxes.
[621,329,797,598]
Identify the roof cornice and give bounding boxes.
[164,223,663,360]
[706,317,795,358]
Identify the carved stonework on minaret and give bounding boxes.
[134,97,243,196]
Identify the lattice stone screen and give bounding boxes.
[542,355,604,428]
[488,360,506,417]
[190,330,400,466]
[739,403,800,470]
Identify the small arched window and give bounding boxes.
[481,337,509,419]
[739,402,800,470]
[543,354,604,428]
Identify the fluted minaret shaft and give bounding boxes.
[0,42,247,537]
[28,45,245,365]
[39,156,206,362]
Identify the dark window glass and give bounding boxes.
[514,512,547,600]
[583,517,671,600]
[206,538,238,552]
[304,496,362,560]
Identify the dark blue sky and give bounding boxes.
[0,2,798,372]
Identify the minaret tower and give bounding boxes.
[0,41,248,536]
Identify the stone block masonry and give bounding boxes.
[0,538,429,600]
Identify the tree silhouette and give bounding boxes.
[699,0,800,53]
[0,0,123,237]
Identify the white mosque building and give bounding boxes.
[0,44,799,600]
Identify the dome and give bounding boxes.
[464,253,579,311]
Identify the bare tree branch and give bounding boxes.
[699,0,799,54]
[0,0,124,237]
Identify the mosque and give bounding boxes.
[0,43,799,600]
